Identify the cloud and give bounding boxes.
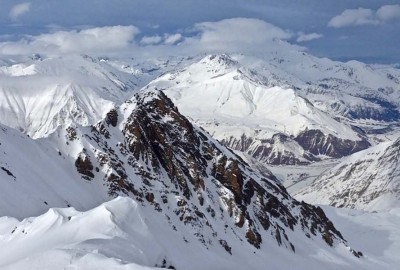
[194,18,292,44]
[328,5,400,28]
[0,18,303,57]
[133,18,302,58]
[139,33,182,46]
[328,8,379,28]
[296,32,323,42]
[164,33,182,45]
[9,2,31,21]
[140,35,162,45]
[0,25,138,55]
[376,5,400,21]
[183,18,293,54]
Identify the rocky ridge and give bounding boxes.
[61,90,359,254]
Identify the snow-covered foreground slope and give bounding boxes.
[0,197,162,270]
[295,137,400,211]
[0,197,397,270]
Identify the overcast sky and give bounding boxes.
[0,0,399,63]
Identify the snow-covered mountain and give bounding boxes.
[295,137,400,211]
[0,89,364,269]
[1,51,399,164]
[0,48,399,268]
[2,51,399,163]
[147,54,379,164]
[0,54,189,138]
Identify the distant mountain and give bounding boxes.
[1,51,399,164]
[148,54,384,164]
[295,137,400,211]
[0,54,188,138]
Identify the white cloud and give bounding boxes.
[328,8,379,28]
[296,32,323,42]
[133,18,302,59]
[184,18,293,53]
[9,2,31,21]
[140,35,162,45]
[140,33,181,46]
[0,25,138,55]
[329,5,400,28]
[376,5,400,21]
[195,18,292,44]
[164,33,182,45]
[0,18,303,57]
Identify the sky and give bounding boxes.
[0,0,399,64]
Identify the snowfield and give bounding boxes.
[0,197,399,270]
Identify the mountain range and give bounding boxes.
[0,47,399,269]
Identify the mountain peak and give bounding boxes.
[201,54,238,67]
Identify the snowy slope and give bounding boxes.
[295,137,400,211]
[0,197,398,270]
[0,197,168,270]
[0,124,109,218]
[0,197,395,269]
[322,206,400,270]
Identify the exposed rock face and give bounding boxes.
[295,129,370,158]
[122,92,205,199]
[221,129,369,165]
[66,90,357,254]
[75,150,94,180]
[296,137,400,211]
[222,133,319,165]
[66,127,78,141]
[105,109,119,127]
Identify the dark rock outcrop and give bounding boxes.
[105,109,119,127]
[295,129,370,158]
[75,151,95,180]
